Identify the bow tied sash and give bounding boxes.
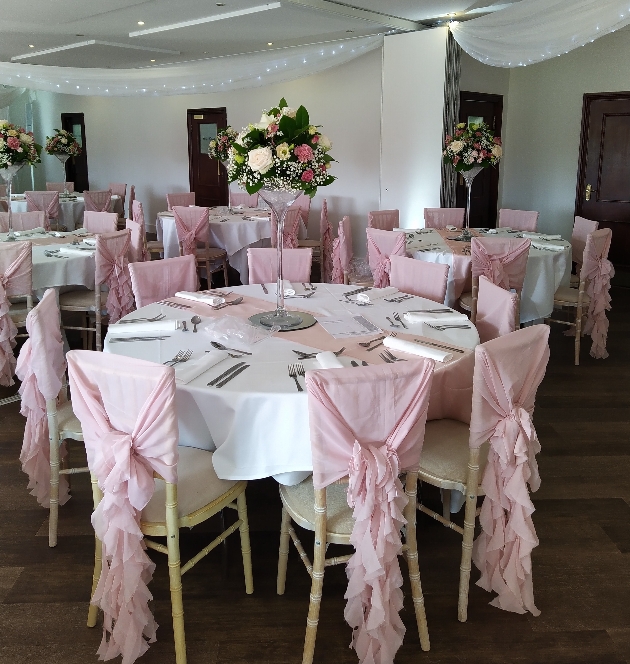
[174,211,206,256]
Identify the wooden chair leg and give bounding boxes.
[441,489,451,521]
[277,506,292,595]
[165,483,187,664]
[49,434,60,548]
[87,475,103,628]
[458,448,481,623]
[236,491,254,594]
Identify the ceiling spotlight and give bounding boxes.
[28,44,34,48]
[137,21,145,25]
[267,42,273,45]
[150,59,156,62]
[216,2,226,5]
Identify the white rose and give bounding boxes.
[319,134,332,151]
[449,140,464,154]
[254,113,276,130]
[247,146,274,174]
[492,145,503,158]
[281,107,297,118]
[235,130,248,146]
[20,133,33,144]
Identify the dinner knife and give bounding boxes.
[413,339,465,354]
[208,362,246,386]
[216,364,250,388]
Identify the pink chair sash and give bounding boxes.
[475,275,519,343]
[368,210,399,232]
[320,200,333,283]
[67,351,178,664]
[129,255,198,308]
[423,208,465,229]
[389,255,449,303]
[166,192,195,210]
[306,361,434,664]
[131,201,150,261]
[109,183,127,206]
[84,190,112,213]
[0,241,32,386]
[229,191,258,207]
[367,228,407,289]
[84,211,118,235]
[247,247,312,284]
[471,237,530,292]
[96,230,134,324]
[173,205,209,256]
[46,182,74,193]
[580,228,614,359]
[331,216,353,284]
[25,191,58,228]
[572,216,599,267]
[15,289,69,507]
[498,209,539,232]
[125,219,144,263]
[470,325,550,616]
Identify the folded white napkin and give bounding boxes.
[273,280,296,297]
[174,291,225,306]
[175,350,228,384]
[14,227,47,236]
[522,232,562,240]
[486,228,505,233]
[316,351,345,369]
[404,311,469,325]
[446,225,459,231]
[356,286,398,303]
[57,246,96,257]
[383,335,452,363]
[108,320,181,336]
[531,241,565,252]
[231,204,244,210]
[247,215,271,222]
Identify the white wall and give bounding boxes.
[381,28,448,228]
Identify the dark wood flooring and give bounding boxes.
[0,288,629,664]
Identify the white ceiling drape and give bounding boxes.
[451,0,630,67]
[0,86,27,108]
[0,35,382,97]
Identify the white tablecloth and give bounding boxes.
[104,283,478,485]
[403,228,571,322]
[9,195,122,231]
[156,208,307,284]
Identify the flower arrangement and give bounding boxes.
[208,126,238,162]
[228,97,335,196]
[443,121,502,171]
[44,128,81,157]
[0,121,42,168]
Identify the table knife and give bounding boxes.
[216,364,249,388]
[208,362,246,386]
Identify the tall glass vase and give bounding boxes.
[54,153,71,195]
[257,188,302,329]
[461,165,483,240]
[0,163,25,242]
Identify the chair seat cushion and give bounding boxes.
[57,400,83,440]
[459,291,472,311]
[418,419,488,494]
[280,476,354,539]
[554,285,590,305]
[142,447,237,523]
[58,289,97,310]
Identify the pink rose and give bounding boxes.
[475,131,482,136]
[493,137,502,145]
[474,143,481,149]
[455,130,463,136]
[301,169,314,182]
[7,137,20,150]
[311,134,319,143]
[320,164,327,171]
[267,123,279,135]
[294,144,314,162]
[453,155,460,165]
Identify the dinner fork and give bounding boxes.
[365,332,396,351]
[163,349,192,366]
[380,349,407,362]
[393,312,408,329]
[157,300,191,310]
[288,363,305,392]
[359,335,386,347]
[426,323,471,331]
[292,347,345,360]
[118,313,166,324]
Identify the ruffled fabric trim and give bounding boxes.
[331,237,344,284]
[105,265,135,324]
[582,256,614,359]
[345,443,408,664]
[0,280,17,387]
[472,406,541,616]
[322,225,334,284]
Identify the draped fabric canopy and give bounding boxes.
[451,0,630,67]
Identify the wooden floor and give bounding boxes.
[0,288,629,664]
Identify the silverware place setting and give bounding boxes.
[191,315,201,332]
[211,296,244,309]
[426,323,471,331]
[288,363,305,391]
[118,313,166,324]
[109,335,171,343]
[208,362,250,387]
[156,300,192,310]
[358,335,386,348]
[386,316,400,328]
[393,312,407,329]
[384,294,414,303]
[413,338,465,354]
[163,349,193,366]
[343,286,370,299]
[364,332,397,351]
[261,283,269,294]
[379,349,407,363]
[210,341,252,355]
[292,346,345,360]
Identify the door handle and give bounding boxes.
[585,184,592,201]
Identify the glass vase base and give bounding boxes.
[249,311,317,332]
[259,310,303,329]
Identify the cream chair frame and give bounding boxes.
[60,287,104,352]
[546,275,589,365]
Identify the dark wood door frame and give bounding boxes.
[60,113,88,192]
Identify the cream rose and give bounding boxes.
[247,146,274,174]
[276,142,290,160]
[20,133,33,144]
[449,140,464,154]
[281,106,297,118]
[492,145,503,158]
[318,134,332,151]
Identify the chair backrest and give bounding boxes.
[129,254,198,308]
[109,182,127,205]
[1,211,46,232]
[131,200,149,262]
[167,192,195,210]
[366,227,407,288]
[470,236,530,292]
[46,182,74,193]
[475,275,519,343]
[83,190,112,213]
[572,216,599,266]
[229,191,258,207]
[247,248,313,284]
[424,208,465,230]
[173,205,209,255]
[95,230,134,323]
[67,349,178,664]
[125,219,144,263]
[331,216,353,284]
[498,208,539,232]
[320,199,333,283]
[368,209,399,232]
[389,255,449,303]
[25,191,58,224]
[127,185,136,220]
[271,208,302,248]
[15,288,68,507]
[83,211,118,234]
[469,324,549,616]
[0,241,33,386]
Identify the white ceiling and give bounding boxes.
[1,0,522,69]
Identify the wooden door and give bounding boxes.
[60,113,89,192]
[576,92,630,268]
[455,92,503,228]
[187,108,228,207]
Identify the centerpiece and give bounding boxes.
[228,98,335,329]
[44,129,81,197]
[208,126,238,169]
[0,121,42,241]
[443,121,502,240]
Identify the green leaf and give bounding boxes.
[246,181,264,195]
[279,97,288,109]
[295,105,309,129]
[278,114,296,140]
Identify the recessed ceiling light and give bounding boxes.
[137,21,145,25]
[150,59,156,62]
[216,2,225,5]
[28,44,34,48]
[203,51,208,54]
[267,42,273,45]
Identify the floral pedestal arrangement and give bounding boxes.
[44,129,81,197]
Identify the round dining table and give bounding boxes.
[104,283,478,486]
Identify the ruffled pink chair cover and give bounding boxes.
[475,275,519,343]
[423,208,465,229]
[173,205,209,256]
[271,208,302,249]
[67,350,178,664]
[470,325,550,616]
[498,209,539,232]
[129,255,197,308]
[46,182,74,193]
[166,192,195,210]
[331,216,353,284]
[96,230,134,324]
[572,216,599,268]
[368,210,399,232]
[84,211,118,235]
[319,199,334,284]
[291,193,312,216]
[306,360,434,664]
[229,191,258,207]
[0,241,32,386]
[25,191,58,229]
[471,236,530,293]
[247,247,313,284]
[125,219,145,264]
[15,289,69,508]
[580,228,614,359]
[131,201,150,262]
[390,255,449,303]
[84,190,113,213]
[366,228,407,289]
[127,185,136,220]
